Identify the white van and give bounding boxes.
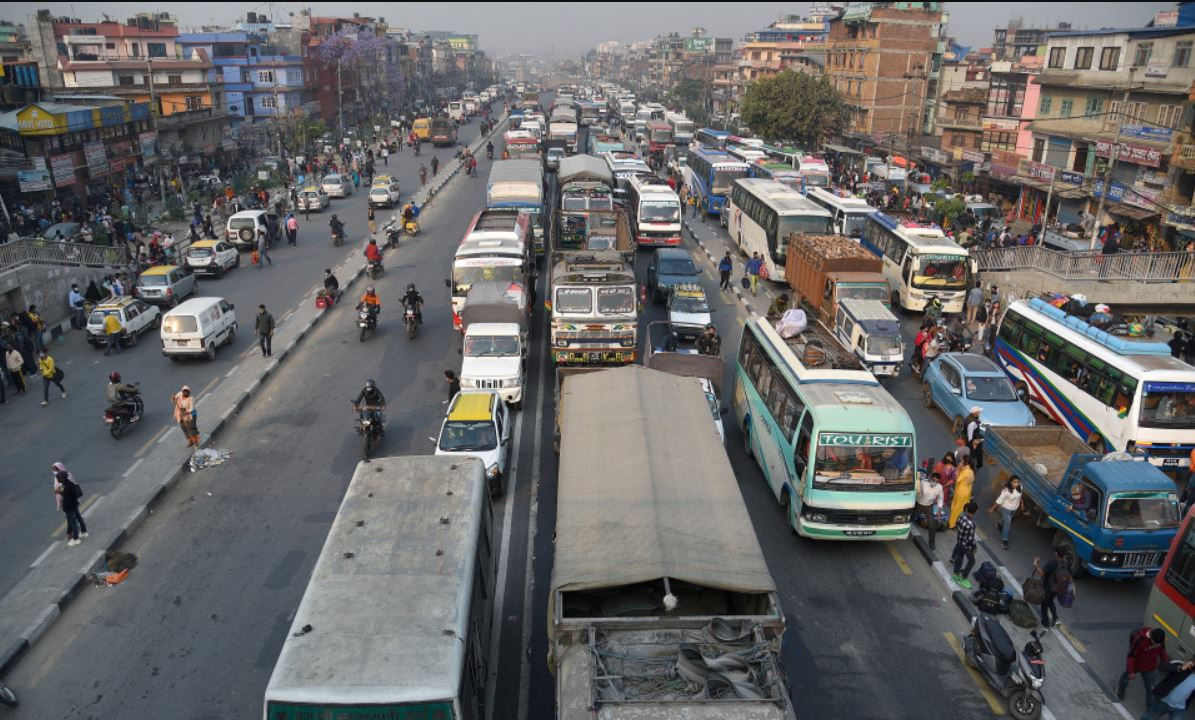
[833,298,904,378]
[160,297,238,361]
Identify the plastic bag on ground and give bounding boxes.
[190,448,232,472]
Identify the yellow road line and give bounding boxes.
[1057,623,1087,654]
[27,625,73,687]
[50,494,97,538]
[887,541,912,575]
[943,631,1006,715]
[199,374,220,397]
[135,425,169,458]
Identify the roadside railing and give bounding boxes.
[0,238,132,273]
[974,246,1195,283]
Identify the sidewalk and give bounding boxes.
[0,114,509,676]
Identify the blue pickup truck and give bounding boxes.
[985,425,1180,578]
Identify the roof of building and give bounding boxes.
[1046,25,1195,41]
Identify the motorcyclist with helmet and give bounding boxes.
[352,378,386,435]
[329,213,346,243]
[401,283,424,325]
[358,286,381,316]
[486,141,494,160]
[106,371,142,415]
[364,238,383,272]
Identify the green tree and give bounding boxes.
[740,71,849,146]
[665,79,711,126]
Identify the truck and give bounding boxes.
[550,367,797,720]
[558,209,633,256]
[459,280,530,409]
[548,248,638,365]
[784,233,890,326]
[554,154,615,248]
[430,116,458,146]
[549,121,579,153]
[984,426,1180,579]
[487,159,546,257]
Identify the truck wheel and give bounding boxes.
[1052,533,1083,577]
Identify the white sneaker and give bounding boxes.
[81,532,89,538]
[67,538,79,546]
[61,392,67,399]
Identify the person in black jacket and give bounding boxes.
[1148,658,1195,719]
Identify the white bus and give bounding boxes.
[625,174,682,247]
[451,211,531,317]
[994,298,1195,473]
[807,187,878,239]
[665,112,694,145]
[728,178,833,282]
[264,457,494,720]
[860,212,973,313]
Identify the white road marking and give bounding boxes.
[122,457,145,479]
[29,542,58,568]
[485,394,525,718]
[517,314,548,720]
[224,363,241,379]
[81,495,105,517]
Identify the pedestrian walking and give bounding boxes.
[256,229,272,268]
[989,475,1023,549]
[746,253,763,296]
[286,213,298,246]
[68,283,86,329]
[950,501,979,588]
[5,343,25,395]
[381,146,389,166]
[1033,546,1073,628]
[964,406,984,468]
[53,463,87,546]
[445,369,461,403]
[966,280,983,325]
[431,156,440,176]
[37,348,66,407]
[948,455,975,529]
[718,252,733,290]
[1144,659,1195,719]
[172,385,199,448]
[420,164,428,187]
[103,310,123,355]
[256,305,275,357]
[368,205,377,237]
[1117,627,1169,704]
[915,472,945,549]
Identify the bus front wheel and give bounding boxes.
[784,491,799,536]
[742,421,753,460]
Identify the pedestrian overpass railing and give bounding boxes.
[973,246,1195,283]
[0,238,132,273]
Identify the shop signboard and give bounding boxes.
[50,153,77,186]
[1059,170,1085,185]
[1022,160,1056,181]
[17,159,51,192]
[139,131,157,159]
[1095,139,1162,167]
[1121,125,1172,142]
[961,150,985,163]
[84,141,109,175]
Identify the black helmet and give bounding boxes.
[332,213,338,220]
[407,283,416,292]
[365,379,375,389]
[109,371,121,383]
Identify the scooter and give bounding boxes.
[403,217,420,236]
[383,219,401,248]
[104,387,144,439]
[366,258,384,279]
[357,306,378,342]
[962,615,1045,720]
[332,230,345,247]
[404,305,418,339]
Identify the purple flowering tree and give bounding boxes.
[314,27,406,127]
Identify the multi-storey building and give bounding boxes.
[992,21,1068,62]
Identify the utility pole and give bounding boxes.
[146,57,166,202]
[1091,71,1134,250]
[337,56,344,136]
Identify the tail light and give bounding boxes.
[166,287,173,296]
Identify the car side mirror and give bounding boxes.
[951,387,961,395]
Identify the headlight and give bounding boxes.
[486,464,500,478]
[892,513,910,523]
[809,513,827,523]
[502,377,520,388]
[556,339,568,348]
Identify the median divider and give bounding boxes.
[0,112,509,677]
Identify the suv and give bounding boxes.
[545,147,566,171]
[86,297,161,349]
[226,209,278,251]
[184,239,239,277]
[134,265,198,307]
[434,390,511,496]
[646,248,700,304]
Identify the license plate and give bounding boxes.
[844,530,876,537]
[1135,570,1146,578]
[1163,458,1181,467]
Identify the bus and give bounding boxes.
[750,160,803,191]
[807,186,878,239]
[1147,509,1195,660]
[625,174,682,247]
[646,120,673,154]
[860,212,972,312]
[796,156,831,190]
[666,112,694,145]
[685,147,749,217]
[734,317,918,539]
[727,145,768,165]
[693,127,729,150]
[993,297,1195,471]
[451,211,531,316]
[727,178,833,282]
[502,130,540,161]
[263,457,494,720]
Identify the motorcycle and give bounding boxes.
[367,258,384,279]
[486,146,494,160]
[353,405,384,460]
[383,220,401,248]
[358,305,378,342]
[963,615,1045,720]
[404,304,418,339]
[0,681,16,707]
[104,386,144,439]
[332,230,345,247]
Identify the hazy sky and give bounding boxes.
[2,2,1173,56]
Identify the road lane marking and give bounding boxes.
[136,425,168,457]
[29,542,58,568]
[122,457,145,479]
[200,375,221,397]
[944,631,1006,715]
[1055,624,1087,660]
[886,541,912,575]
[50,494,98,537]
[485,395,525,718]
[82,495,106,517]
[224,363,241,379]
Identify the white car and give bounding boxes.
[369,184,400,208]
[85,297,161,350]
[184,240,239,277]
[667,283,712,341]
[434,391,511,496]
[296,187,330,212]
[321,174,353,198]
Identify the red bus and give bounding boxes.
[1147,508,1195,660]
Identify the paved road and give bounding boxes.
[0,119,497,600]
[0,118,1147,719]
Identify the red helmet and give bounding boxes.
[109,371,121,383]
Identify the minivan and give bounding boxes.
[160,297,238,361]
[833,298,904,378]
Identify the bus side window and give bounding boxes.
[902,256,913,282]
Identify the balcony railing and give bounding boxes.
[0,238,131,273]
[974,246,1195,283]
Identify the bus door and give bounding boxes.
[793,413,813,503]
[901,255,914,299]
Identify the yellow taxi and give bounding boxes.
[434,390,511,495]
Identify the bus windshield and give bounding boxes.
[1140,384,1195,429]
[813,436,914,491]
[913,256,968,290]
[776,215,834,259]
[1105,493,1180,531]
[712,168,748,195]
[453,265,524,294]
[842,211,872,238]
[641,201,680,223]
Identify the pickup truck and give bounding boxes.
[984,426,1180,578]
[459,281,530,409]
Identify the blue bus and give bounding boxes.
[684,147,749,216]
[693,128,730,150]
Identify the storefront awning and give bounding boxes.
[1106,202,1158,221]
[1054,185,1090,199]
[822,144,862,156]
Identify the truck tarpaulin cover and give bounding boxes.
[551,367,775,600]
[461,281,529,329]
[557,154,614,187]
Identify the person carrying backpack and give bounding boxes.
[1117,627,1168,703]
[53,462,87,546]
[1033,546,1074,628]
